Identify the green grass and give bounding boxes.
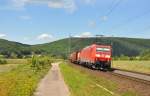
[5,59,28,64]
[0,64,19,73]
[0,59,51,96]
[0,59,28,73]
[60,62,138,96]
[112,60,150,74]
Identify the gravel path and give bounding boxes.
[34,62,70,96]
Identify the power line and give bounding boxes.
[106,0,122,16]
[68,34,71,58]
[98,0,123,35]
[109,9,150,31]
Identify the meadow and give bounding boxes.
[0,57,52,96]
[112,60,150,74]
[5,59,28,64]
[60,62,138,96]
[0,64,19,73]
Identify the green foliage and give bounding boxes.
[0,59,7,64]
[119,54,130,60]
[10,52,18,59]
[1,37,150,59]
[0,55,4,58]
[33,37,150,58]
[30,56,52,71]
[139,50,150,60]
[0,57,52,96]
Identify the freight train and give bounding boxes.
[70,44,112,70]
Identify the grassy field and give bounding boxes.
[0,64,19,73]
[60,62,138,96]
[0,58,52,96]
[5,59,28,64]
[112,60,150,74]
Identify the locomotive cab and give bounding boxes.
[95,45,112,69]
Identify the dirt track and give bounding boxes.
[70,63,150,96]
[34,62,70,96]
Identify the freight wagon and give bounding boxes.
[69,52,79,63]
[70,44,112,70]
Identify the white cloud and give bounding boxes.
[74,32,93,37]
[48,0,77,13]
[48,0,64,8]
[82,0,96,5]
[0,33,6,39]
[88,21,96,28]
[37,33,53,40]
[81,32,92,37]
[3,0,96,13]
[11,0,29,9]
[10,0,77,13]
[20,15,31,20]
[101,16,108,21]
[64,0,77,13]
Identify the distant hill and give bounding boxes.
[32,37,150,58]
[0,37,150,58]
[0,39,30,56]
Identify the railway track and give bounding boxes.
[70,62,150,84]
[110,68,150,84]
[69,62,150,96]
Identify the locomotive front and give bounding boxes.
[94,45,112,69]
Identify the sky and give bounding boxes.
[0,0,150,44]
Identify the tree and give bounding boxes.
[140,50,150,60]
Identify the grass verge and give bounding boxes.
[60,62,139,96]
[0,58,52,96]
[60,62,117,96]
[112,61,150,74]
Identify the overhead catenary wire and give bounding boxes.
[98,0,123,35]
[109,9,150,32]
[106,0,122,17]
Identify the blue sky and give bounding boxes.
[0,0,150,44]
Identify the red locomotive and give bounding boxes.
[70,44,112,70]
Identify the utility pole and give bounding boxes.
[95,35,104,44]
[68,34,71,59]
[111,41,113,68]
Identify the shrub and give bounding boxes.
[0,55,4,58]
[0,59,7,64]
[30,56,52,71]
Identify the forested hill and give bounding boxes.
[32,37,150,58]
[0,37,150,58]
[0,39,31,58]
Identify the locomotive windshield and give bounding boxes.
[96,48,110,52]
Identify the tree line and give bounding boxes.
[113,49,150,60]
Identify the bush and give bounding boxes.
[30,56,53,71]
[119,54,130,60]
[139,50,150,60]
[0,55,4,58]
[0,59,7,64]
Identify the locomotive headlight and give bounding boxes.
[105,55,110,58]
[96,54,101,57]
